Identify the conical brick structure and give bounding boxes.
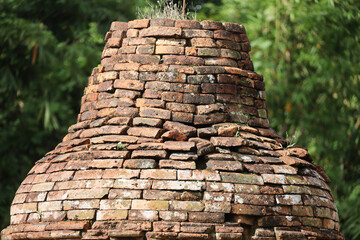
[2,19,343,240]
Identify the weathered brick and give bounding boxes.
[170,201,204,211]
[292,206,314,217]
[191,38,216,47]
[170,83,200,93]
[132,200,169,210]
[206,160,243,171]
[127,29,139,38]
[128,54,160,64]
[140,169,176,180]
[183,29,213,38]
[205,201,231,213]
[63,199,100,210]
[234,194,275,205]
[132,150,167,159]
[163,141,196,151]
[160,160,196,170]
[135,44,154,54]
[214,30,235,41]
[210,137,246,147]
[183,93,215,104]
[159,211,187,221]
[113,179,151,189]
[128,37,156,46]
[143,190,181,200]
[127,127,162,138]
[10,203,37,214]
[123,159,156,169]
[128,19,150,28]
[30,182,55,192]
[200,20,224,30]
[140,107,171,120]
[114,79,144,91]
[275,194,303,205]
[220,48,242,59]
[221,172,264,184]
[163,121,197,136]
[156,38,186,46]
[189,212,224,223]
[145,81,170,91]
[129,210,158,221]
[194,113,227,125]
[172,111,194,123]
[73,170,103,180]
[157,72,187,82]
[161,92,183,102]
[67,210,96,220]
[108,189,141,199]
[102,169,140,179]
[166,102,196,113]
[205,57,237,66]
[169,152,198,161]
[100,199,131,209]
[153,180,205,191]
[97,210,128,220]
[106,37,122,47]
[140,26,181,37]
[163,55,204,65]
[198,48,221,57]
[150,18,175,26]
[156,46,184,55]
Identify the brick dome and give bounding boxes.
[2,19,343,240]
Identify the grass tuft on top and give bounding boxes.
[137,0,196,20]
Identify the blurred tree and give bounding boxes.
[0,0,137,229]
[198,0,360,239]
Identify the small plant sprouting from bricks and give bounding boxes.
[137,0,196,20]
[36,210,42,216]
[116,141,128,151]
[234,126,241,137]
[280,132,297,149]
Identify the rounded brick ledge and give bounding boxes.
[2,19,343,240]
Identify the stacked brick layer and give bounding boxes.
[2,19,343,240]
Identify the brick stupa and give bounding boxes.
[2,19,343,240]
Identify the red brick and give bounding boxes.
[160,160,196,170]
[157,72,187,82]
[127,127,162,138]
[191,38,216,47]
[200,20,224,30]
[102,169,140,179]
[140,169,176,180]
[97,210,128,220]
[183,93,215,104]
[156,46,184,55]
[123,159,156,169]
[136,98,165,109]
[214,30,235,41]
[163,141,196,151]
[175,20,201,29]
[223,22,245,33]
[128,37,156,45]
[113,63,141,71]
[140,107,171,120]
[220,48,242,59]
[161,130,188,141]
[201,83,236,94]
[193,113,227,125]
[115,107,139,118]
[106,37,122,48]
[189,212,224,223]
[183,29,213,38]
[156,38,186,46]
[133,117,163,127]
[216,40,241,50]
[128,54,160,64]
[205,57,237,67]
[198,48,221,57]
[161,92,183,102]
[172,111,194,123]
[150,18,175,27]
[145,81,170,91]
[140,26,181,37]
[98,81,113,92]
[127,29,139,38]
[132,150,167,159]
[110,21,128,31]
[128,19,150,28]
[163,121,197,136]
[185,47,197,56]
[73,170,103,180]
[166,102,196,113]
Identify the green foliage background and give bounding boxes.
[0,0,359,239]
